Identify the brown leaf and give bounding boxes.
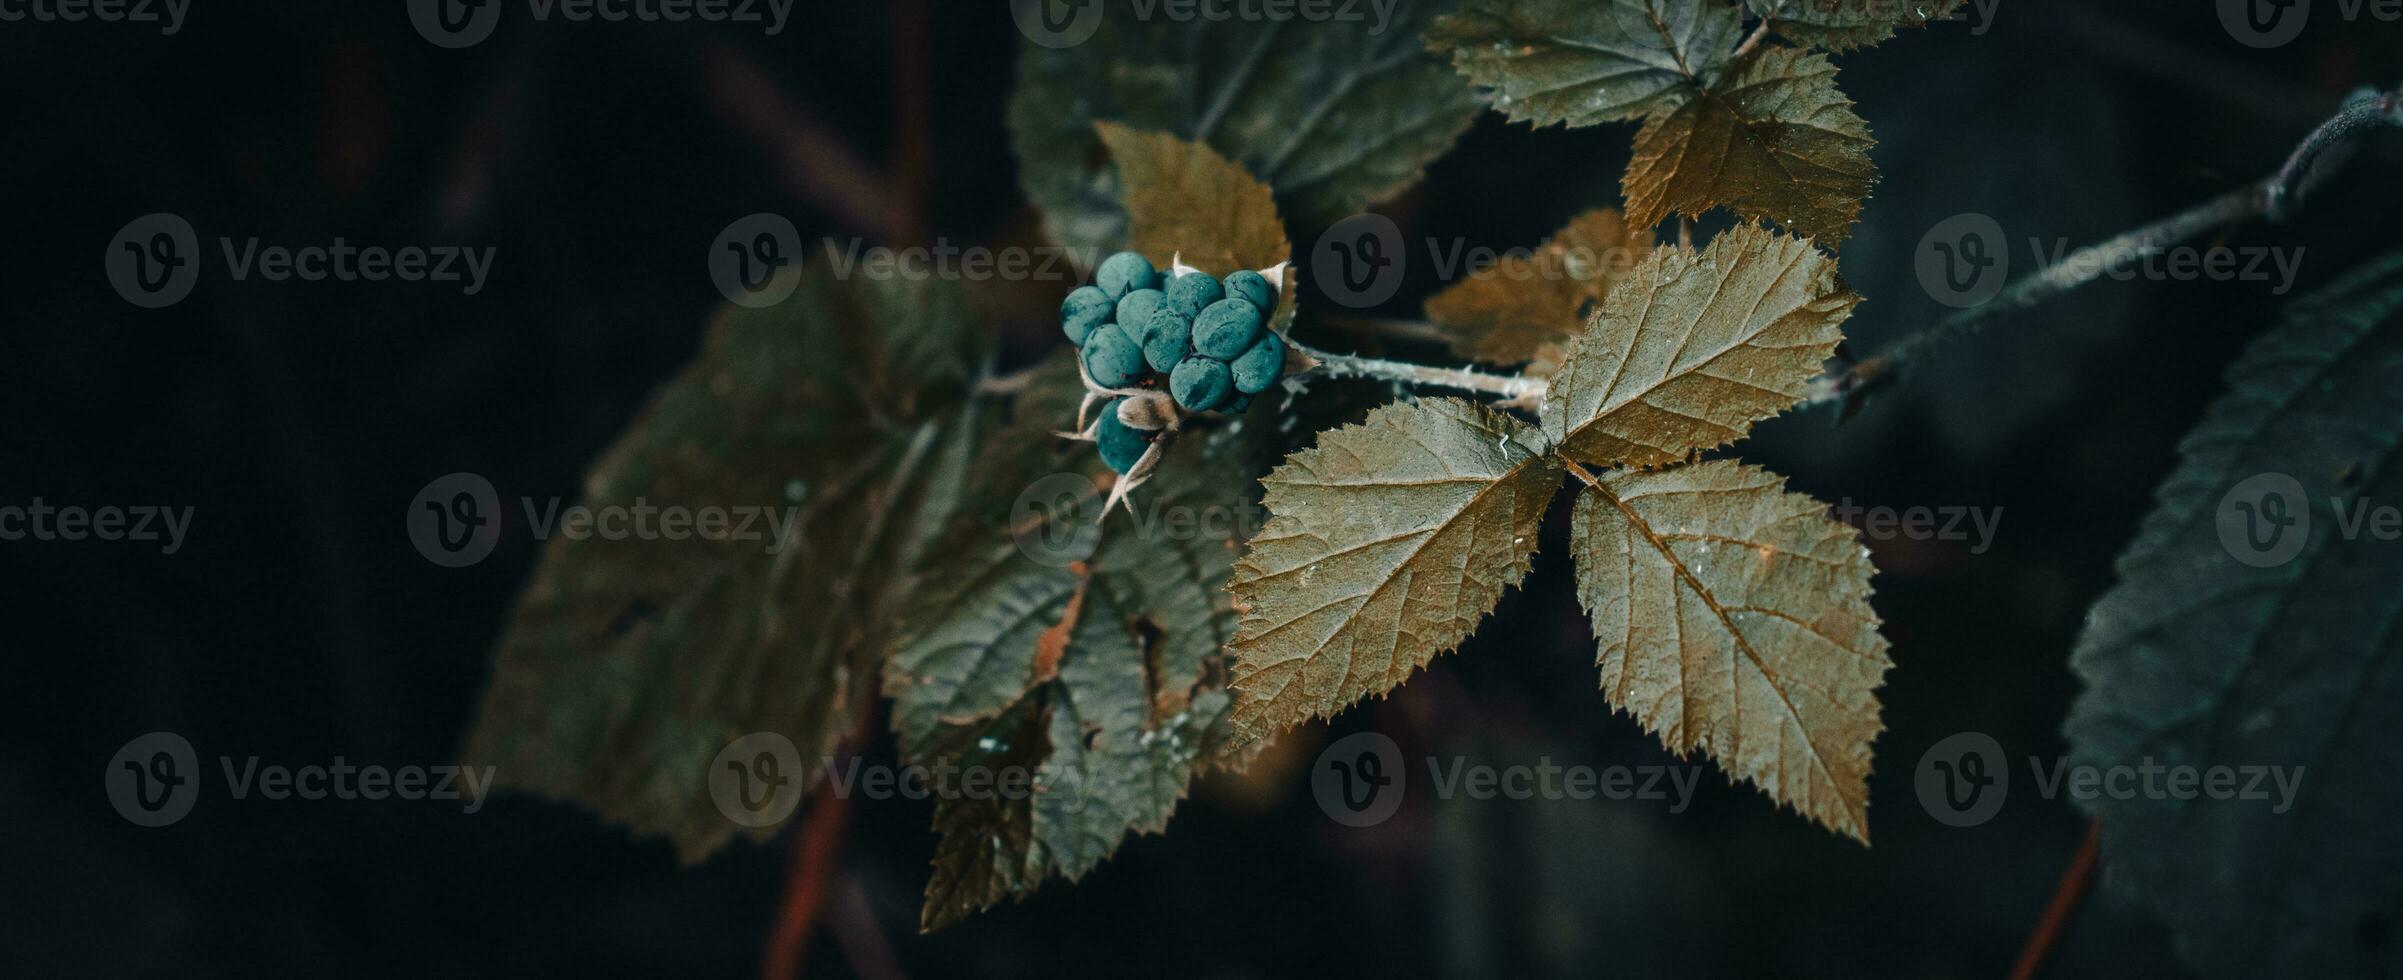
[1621,47,1875,244]
[1424,208,1653,377]
[1095,121,1295,328]
[1227,398,1562,743]
[1570,459,1889,841]
[1541,223,1856,469]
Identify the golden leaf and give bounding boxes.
[1227,399,1562,742]
[1424,209,1656,377]
[1094,121,1295,328]
[1541,223,1856,469]
[1570,459,1889,840]
[1621,48,1875,244]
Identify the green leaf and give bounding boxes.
[1570,459,1889,841]
[1423,208,1652,376]
[460,266,983,863]
[1011,0,1481,252]
[1747,0,1965,51]
[1424,0,1745,127]
[1541,223,1855,470]
[1227,398,1563,743]
[1622,47,1875,244]
[2065,252,2403,977]
[888,382,1255,930]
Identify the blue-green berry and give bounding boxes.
[1061,285,1114,345]
[1192,298,1263,360]
[1229,330,1286,394]
[1081,324,1146,388]
[1169,356,1234,412]
[1116,288,1164,344]
[1142,309,1192,373]
[1095,398,1150,474]
[1096,251,1159,300]
[1223,269,1275,312]
[1162,271,1223,318]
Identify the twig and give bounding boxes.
[1295,341,1547,400]
[1731,4,1777,61]
[2008,820,2103,980]
[1813,86,2403,413]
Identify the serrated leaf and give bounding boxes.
[1011,0,1480,252]
[1748,0,1964,51]
[1570,459,1888,840]
[1227,398,1562,742]
[1541,223,1855,469]
[1622,47,1875,244]
[1424,0,1745,127]
[1095,122,1296,330]
[2065,253,2403,977]
[460,266,981,863]
[1424,208,1650,376]
[889,391,1253,930]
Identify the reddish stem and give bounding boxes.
[2008,820,2102,980]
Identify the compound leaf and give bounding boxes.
[1227,398,1562,743]
[1424,0,1745,127]
[1571,459,1888,840]
[1622,47,1875,244]
[1747,0,1965,51]
[1424,208,1651,376]
[1013,0,1480,252]
[1541,223,1855,470]
[461,266,981,863]
[2065,252,2403,977]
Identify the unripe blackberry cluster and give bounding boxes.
[1062,251,1288,473]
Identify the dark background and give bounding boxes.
[6,1,2398,976]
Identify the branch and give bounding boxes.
[1812,85,2403,414]
[1294,341,1547,400]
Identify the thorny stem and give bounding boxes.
[1811,84,2403,412]
[1293,341,1547,400]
